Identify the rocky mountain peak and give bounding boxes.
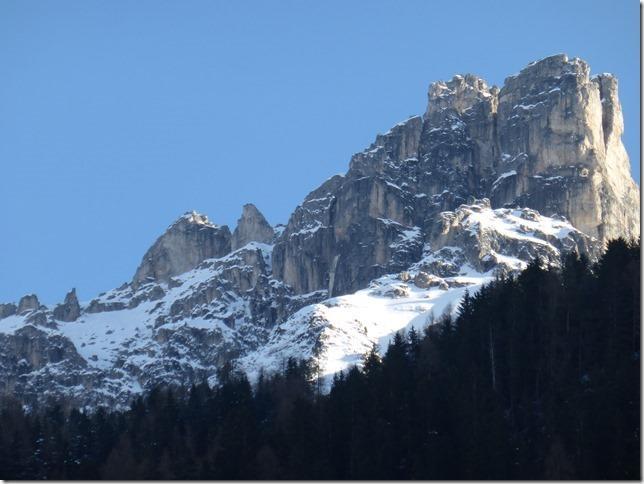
[53,288,81,322]
[178,210,217,227]
[17,294,40,314]
[503,54,588,89]
[231,204,274,250]
[273,54,639,300]
[493,54,639,242]
[426,73,496,116]
[132,212,232,285]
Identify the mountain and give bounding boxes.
[0,54,639,409]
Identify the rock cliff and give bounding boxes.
[133,212,232,285]
[231,204,275,250]
[53,289,81,322]
[272,54,639,296]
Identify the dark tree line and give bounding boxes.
[0,239,639,479]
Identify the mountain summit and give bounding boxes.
[232,204,276,250]
[132,211,232,285]
[0,55,639,408]
[275,54,638,297]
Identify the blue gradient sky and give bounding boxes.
[0,0,639,304]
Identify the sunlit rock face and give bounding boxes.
[0,55,639,409]
[492,55,639,243]
[273,54,639,297]
[231,204,275,250]
[419,54,640,242]
[132,212,232,286]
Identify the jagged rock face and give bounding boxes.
[421,54,640,242]
[231,204,275,250]
[272,54,639,297]
[53,289,81,322]
[492,55,640,242]
[420,74,499,200]
[17,294,40,314]
[0,325,91,406]
[424,199,599,275]
[133,212,232,285]
[272,173,423,296]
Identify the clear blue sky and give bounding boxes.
[0,0,639,305]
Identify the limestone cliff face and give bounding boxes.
[231,204,275,250]
[492,55,640,242]
[271,170,423,297]
[53,288,81,322]
[272,54,640,296]
[133,212,231,285]
[17,294,40,314]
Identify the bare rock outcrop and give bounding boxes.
[272,54,639,297]
[492,55,640,242]
[133,211,232,285]
[17,294,40,314]
[53,288,81,322]
[231,204,275,250]
[424,199,598,275]
[272,170,423,296]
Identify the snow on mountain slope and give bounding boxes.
[0,241,306,409]
[240,200,595,384]
[59,241,276,371]
[240,274,480,385]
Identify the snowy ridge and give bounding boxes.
[240,274,480,387]
[177,210,217,228]
[0,241,293,408]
